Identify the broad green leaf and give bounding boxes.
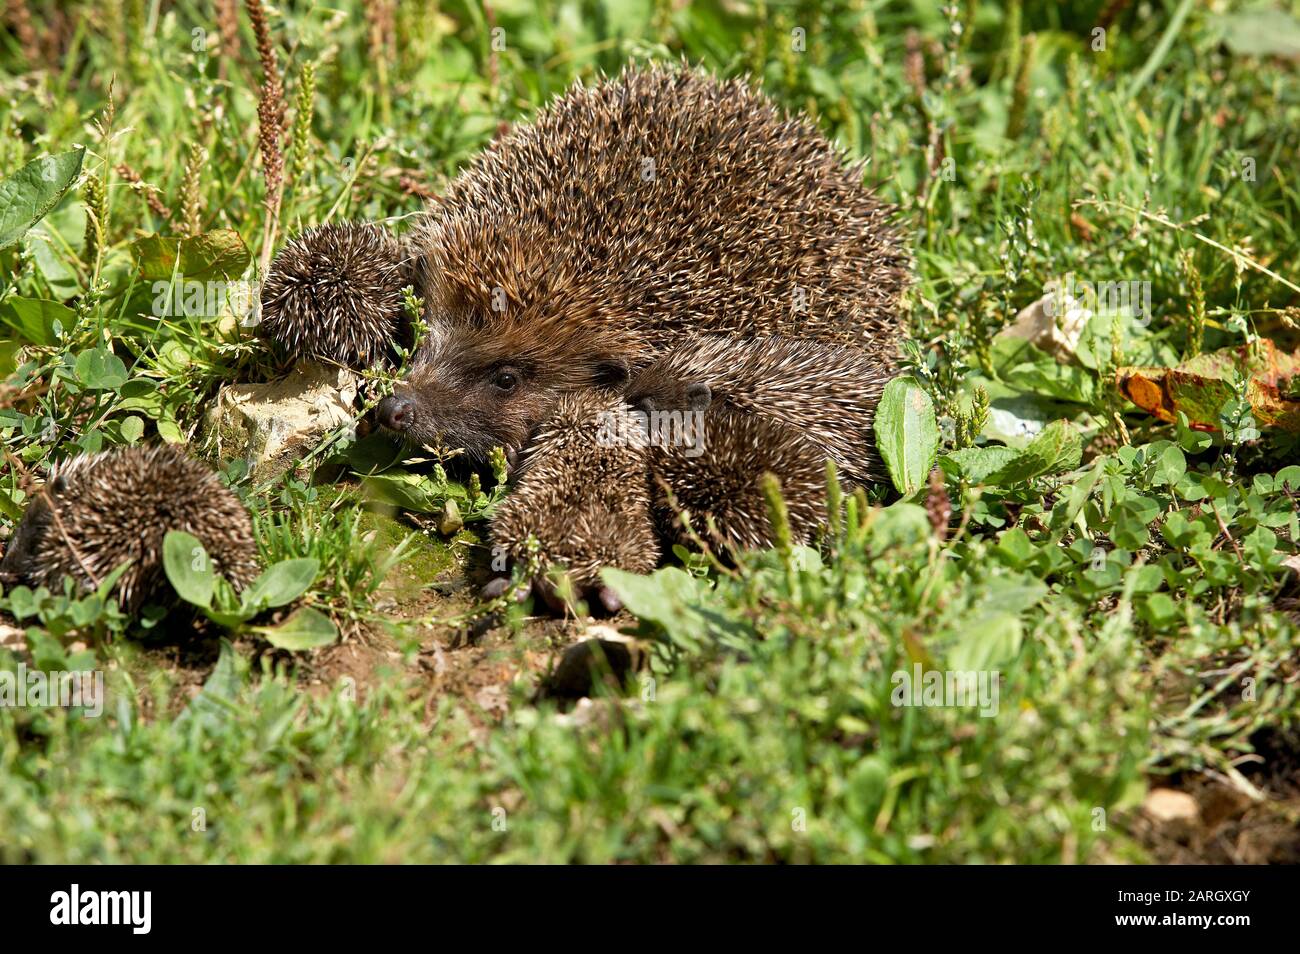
[1148,442,1187,487]
[118,415,145,443]
[0,148,85,249]
[874,376,939,496]
[948,613,1022,672]
[176,639,244,731]
[0,485,23,521]
[986,419,1081,485]
[74,348,129,390]
[162,530,215,608]
[241,557,319,612]
[25,226,82,297]
[363,472,439,512]
[1212,8,1300,58]
[254,606,339,650]
[131,229,251,281]
[0,296,76,346]
[996,527,1033,566]
[1052,457,1104,533]
[601,566,741,653]
[0,339,18,379]
[347,432,406,475]
[940,445,1021,484]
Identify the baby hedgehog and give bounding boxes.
[627,352,830,554]
[258,222,411,369]
[263,64,906,461]
[627,334,889,485]
[0,445,259,613]
[488,390,658,614]
[488,336,880,601]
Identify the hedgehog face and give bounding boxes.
[376,322,631,460]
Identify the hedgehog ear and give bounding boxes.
[592,356,631,389]
[684,382,713,412]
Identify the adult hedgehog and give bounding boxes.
[263,64,907,461]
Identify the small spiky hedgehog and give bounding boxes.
[0,446,259,613]
[258,222,411,368]
[627,334,889,484]
[489,390,658,613]
[488,336,876,602]
[626,343,836,554]
[262,64,907,460]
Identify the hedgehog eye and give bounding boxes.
[490,367,521,394]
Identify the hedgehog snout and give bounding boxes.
[377,394,416,432]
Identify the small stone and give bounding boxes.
[438,498,463,536]
[201,360,358,482]
[0,623,26,650]
[998,289,1092,362]
[1143,787,1200,825]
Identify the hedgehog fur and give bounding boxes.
[627,334,889,484]
[489,389,659,599]
[0,446,259,613]
[488,335,870,598]
[373,64,907,460]
[627,350,833,554]
[259,222,411,370]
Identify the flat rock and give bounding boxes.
[203,360,358,481]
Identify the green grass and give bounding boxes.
[2,0,1299,863]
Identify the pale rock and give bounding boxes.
[203,360,358,481]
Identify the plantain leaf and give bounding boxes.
[131,229,251,281]
[162,530,215,609]
[874,376,940,496]
[0,296,76,346]
[254,606,339,650]
[986,419,1082,485]
[241,558,319,613]
[0,148,86,250]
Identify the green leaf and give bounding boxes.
[1148,442,1187,487]
[162,530,215,608]
[362,472,440,512]
[118,415,145,444]
[601,566,743,653]
[74,348,129,390]
[948,613,1022,671]
[254,606,339,650]
[346,432,405,475]
[131,230,251,281]
[241,558,319,612]
[987,419,1081,485]
[0,296,76,346]
[996,527,1034,566]
[176,639,244,731]
[0,148,85,250]
[874,376,939,496]
[940,445,1021,484]
[25,224,82,297]
[1213,8,1300,59]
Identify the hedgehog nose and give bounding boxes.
[377,394,415,432]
